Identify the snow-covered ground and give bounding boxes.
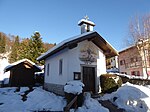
[0,87,66,112]
[75,92,109,112]
[0,81,150,111]
[0,87,109,112]
[0,58,10,81]
[100,82,150,112]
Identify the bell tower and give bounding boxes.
[78,16,95,34]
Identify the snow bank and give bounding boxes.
[3,78,9,84]
[100,82,150,112]
[0,87,66,112]
[113,72,150,80]
[24,88,66,111]
[75,92,109,112]
[64,81,84,95]
[0,87,110,112]
[0,87,24,112]
[0,58,10,81]
[2,84,150,112]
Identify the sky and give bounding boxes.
[0,0,150,51]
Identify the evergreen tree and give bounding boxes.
[9,36,20,63]
[43,42,55,51]
[5,35,12,52]
[7,31,54,65]
[28,31,45,64]
[17,38,30,60]
[0,32,6,53]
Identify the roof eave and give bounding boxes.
[37,32,97,61]
[37,44,67,61]
[4,59,42,72]
[37,31,118,61]
[91,33,118,57]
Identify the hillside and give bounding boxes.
[0,53,10,81]
[0,31,55,64]
[0,31,55,81]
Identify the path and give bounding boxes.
[99,100,126,112]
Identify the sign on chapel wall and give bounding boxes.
[79,41,98,64]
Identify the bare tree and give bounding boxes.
[127,14,150,79]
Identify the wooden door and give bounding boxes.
[82,66,95,93]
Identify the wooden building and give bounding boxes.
[4,59,42,87]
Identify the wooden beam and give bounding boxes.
[64,95,78,112]
[68,43,78,49]
[87,36,96,41]
[104,49,111,54]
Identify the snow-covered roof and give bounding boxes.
[78,19,95,26]
[4,59,42,72]
[37,32,93,61]
[119,38,150,53]
[119,45,135,53]
[37,31,118,61]
[106,68,119,73]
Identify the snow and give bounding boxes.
[64,81,84,95]
[24,88,66,111]
[75,92,109,112]
[106,68,119,73]
[100,82,150,112]
[0,87,110,112]
[78,19,95,26]
[0,58,10,81]
[119,45,135,53]
[3,78,9,84]
[18,87,29,93]
[37,31,95,61]
[4,58,41,72]
[128,73,150,79]
[0,87,66,112]
[109,72,150,80]
[1,83,150,112]
[112,76,120,83]
[35,71,44,75]
[37,31,118,61]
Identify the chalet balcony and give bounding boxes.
[125,62,142,69]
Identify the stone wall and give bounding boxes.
[44,83,65,96]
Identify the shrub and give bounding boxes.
[100,74,122,93]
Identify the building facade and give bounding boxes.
[37,17,118,95]
[106,56,118,72]
[119,43,150,78]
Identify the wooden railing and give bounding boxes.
[64,95,78,112]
